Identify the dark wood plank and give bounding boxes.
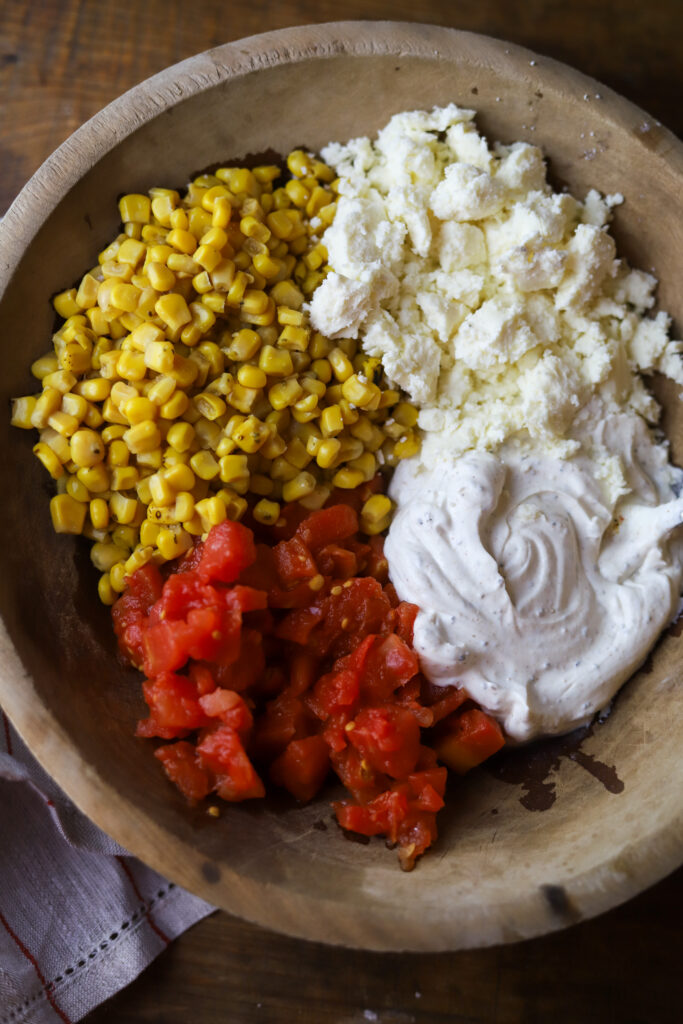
[2,1,682,1021]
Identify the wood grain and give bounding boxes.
[1,1,682,1021]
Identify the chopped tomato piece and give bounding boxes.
[197,725,265,800]
[198,688,254,738]
[433,708,505,773]
[154,742,213,803]
[269,736,330,802]
[196,519,256,585]
[296,504,358,551]
[316,544,357,579]
[273,536,318,585]
[348,705,421,780]
[361,633,419,703]
[138,672,210,736]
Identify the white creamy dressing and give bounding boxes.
[309,105,683,742]
[385,413,683,741]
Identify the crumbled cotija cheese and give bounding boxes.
[308,105,683,475]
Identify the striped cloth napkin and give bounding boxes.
[0,711,214,1024]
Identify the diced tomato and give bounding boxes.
[306,635,375,720]
[273,536,318,585]
[316,544,357,579]
[421,681,470,725]
[138,672,211,737]
[188,663,217,696]
[269,736,330,802]
[395,602,418,645]
[361,634,419,704]
[289,651,319,696]
[154,742,214,803]
[329,744,385,802]
[197,725,265,800]
[211,629,265,692]
[196,520,256,585]
[198,688,254,738]
[348,705,421,780]
[433,708,505,773]
[295,504,358,551]
[250,688,313,762]
[366,535,389,581]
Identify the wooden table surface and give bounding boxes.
[3,1,683,1021]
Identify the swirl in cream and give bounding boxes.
[385,416,683,742]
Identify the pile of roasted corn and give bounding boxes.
[11,150,420,603]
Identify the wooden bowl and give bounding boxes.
[1,22,682,952]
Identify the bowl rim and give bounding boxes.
[0,20,682,952]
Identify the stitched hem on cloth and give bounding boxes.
[1,883,185,1024]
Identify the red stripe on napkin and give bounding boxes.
[116,856,171,946]
[0,908,73,1023]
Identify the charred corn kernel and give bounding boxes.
[160,390,189,419]
[111,466,139,491]
[315,438,342,469]
[109,562,128,592]
[155,293,192,333]
[147,503,175,524]
[119,194,150,223]
[258,345,293,377]
[11,396,37,429]
[215,488,247,521]
[50,493,86,534]
[163,462,195,491]
[47,410,80,437]
[34,442,64,479]
[147,262,176,292]
[70,428,105,467]
[53,289,81,318]
[237,365,267,389]
[156,527,193,560]
[139,520,160,546]
[98,573,116,604]
[77,463,110,493]
[148,472,175,507]
[90,498,109,530]
[107,440,129,468]
[253,498,280,525]
[189,450,220,480]
[331,467,365,489]
[232,415,269,453]
[320,405,344,437]
[172,491,195,522]
[125,545,153,575]
[195,496,227,529]
[194,392,226,421]
[328,347,354,382]
[393,431,420,459]
[167,228,197,255]
[123,420,161,454]
[109,492,139,524]
[59,343,92,374]
[281,471,316,502]
[90,542,123,572]
[167,422,195,452]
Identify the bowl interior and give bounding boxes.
[0,23,682,951]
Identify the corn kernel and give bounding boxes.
[172,491,195,522]
[163,462,195,492]
[77,463,110,493]
[109,562,128,592]
[232,416,270,453]
[149,472,175,507]
[215,488,248,521]
[332,467,365,489]
[155,293,192,333]
[147,262,176,292]
[157,527,193,560]
[194,392,226,421]
[236,365,267,390]
[50,493,87,534]
[119,194,151,224]
[195,496,227,530]
[167,228,197,255]
[53,289,81,319]
[109,492,139,524]
[160,390,189,419]
[98,573,116,605]
[47,410,80,437]
[281,471,316,503]
[33,442,64,479]
[90,497,110,530]
[253,498,280,525]
[320,405,344,437]
[316,438,342,469]
[219,453,249,485]
[111,466,139,491]
[328,347,354,382]
[90,542,124,572]
[167,421,195,452]
[11,396,37,430]
[140,520,161,546]
[125,546,154,575]
[124,420,161,454]
[189,450,220,481]
[70,428,105,468]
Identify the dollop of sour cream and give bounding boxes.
[386,415,683,742]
